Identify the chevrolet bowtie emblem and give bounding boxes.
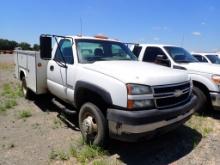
[174,90,183,97]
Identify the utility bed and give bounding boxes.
[14,50,48,94]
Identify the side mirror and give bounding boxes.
[40,36,52,59]
[155,54,171,67]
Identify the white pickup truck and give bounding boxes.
[14,35,196,146]
[130,44,220,112]
[192,53,220,64]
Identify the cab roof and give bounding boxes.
[65,35,120,42]
[191,52,220,55]
[137,44,178,47]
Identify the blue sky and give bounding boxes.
[0,0,219,52]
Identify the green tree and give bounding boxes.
[33,44,40,51]
[0,39,18,50]
[18,42,31,50]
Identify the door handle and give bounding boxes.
[50,65,54,71]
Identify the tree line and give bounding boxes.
[0,38,40,51]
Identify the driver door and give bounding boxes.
[47,39,74,101]
[143,47,171,67]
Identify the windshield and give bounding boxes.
[164,46,198,63]
[206,55,220,64]
[76,39,137,63]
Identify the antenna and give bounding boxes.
[80,17,83,35]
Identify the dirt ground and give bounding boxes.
[1,54,220,165]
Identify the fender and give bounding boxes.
[190,73,218,91]
[19,68,27,80]
[74,81,113,106]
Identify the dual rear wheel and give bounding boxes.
[21,77,33,99]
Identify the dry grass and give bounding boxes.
[0,63,14,70]
[0,83,22,114]
[186,114,215,138]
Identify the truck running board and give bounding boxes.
[52,98,77,115]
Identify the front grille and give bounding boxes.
[153,81,191,109]
[154,82,190,94]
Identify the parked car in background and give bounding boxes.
[130,44,220,112]
[192,53,220,64]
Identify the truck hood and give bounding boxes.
[181,62,220,75]
[82,61,189,86]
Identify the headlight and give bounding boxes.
[126,84,154,109]
[127,84,152,95]
[212,75,220,85]
[127,99,154,109]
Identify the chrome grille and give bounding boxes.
[153,81,191,109]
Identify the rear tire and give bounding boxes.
[79,102,107,147]
[21,77,33,99]
[193,87,208,112]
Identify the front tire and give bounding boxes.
[193,87,208,112]
[79,102,107,146]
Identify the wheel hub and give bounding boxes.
[82,116,97,135]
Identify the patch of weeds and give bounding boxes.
[4,99,17,109]
[0,104,6,113]
[18,110,32,119]
[0,83,22,115]
[49,149,69,161]
[69,144,78,157]
[69,143,108,164]
[52,118,63,129]
[0,99,17,115]
[1,83,22,98]
[186,114,214,137]
[92,159,111,165]
[77,136,85,145]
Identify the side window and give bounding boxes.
[54,39,74,64]
[132,46,142,57]
[193,55,202,62]
[112,44,128,58]
[201,56,208,62]
[143,47,166,62]
[193,55,208,63]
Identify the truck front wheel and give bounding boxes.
[79,102,107,146]
[193,87,208,112]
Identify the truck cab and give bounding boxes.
[15,36,196,146]
[130,44,220,111]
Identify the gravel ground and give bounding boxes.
[1,54,220,165]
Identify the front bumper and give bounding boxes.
[107,95,197,142]
[210,92,220,110]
